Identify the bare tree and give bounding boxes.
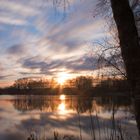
[94,0,140,134]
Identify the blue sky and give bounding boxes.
[0,0,107,87]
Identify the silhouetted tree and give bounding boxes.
[13,77,59,90]
[95,0,140,133]
[75,76,93,91]
[109,0,140,134]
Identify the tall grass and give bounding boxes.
[27,131,77,140]
[26,98,136,140]
[26,119,135,140]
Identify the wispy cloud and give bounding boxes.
[0,0,107,85]
[0,16,27,26]
[0,75,13,80]
[7,44,26,55]
[20,55,98,76]
[0,0,39,17]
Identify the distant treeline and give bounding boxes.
[0,76,130,96]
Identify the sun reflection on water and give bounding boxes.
[58,103,66,113]
[58,94,66,115]
[59,94,65,100]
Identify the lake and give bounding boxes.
[0,95,139,140]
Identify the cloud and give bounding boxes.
[0,0,108,85]
[20,55,98,77]
[22,57,47,70]
[41,0,105,54]
[0,0,39,17]
[7,44,26,55]
[0,16,27,26]
[0,75,13,80]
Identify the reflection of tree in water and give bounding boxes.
[13,96,52,112]
[76,97,93,113]
[95,96,133,113]
[12,96,135,140]
[12,95,133,114]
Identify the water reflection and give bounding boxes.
[11,95,133,114]
[58,103,66,113]
[0,95,139,140]
[58,95,66,114]
[59,94,65,100]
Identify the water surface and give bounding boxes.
[0,95,139,140]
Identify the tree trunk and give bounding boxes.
[110,0,140,134]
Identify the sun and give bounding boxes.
[57,72,71,85]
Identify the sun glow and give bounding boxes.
[57,72,71,85]
[58,103,65,112]
[57,94,66,114]
[60,94,65,100]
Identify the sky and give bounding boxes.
[0,0,107,87]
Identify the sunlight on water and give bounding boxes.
[58,103,66,113]
[58,95,66,114]
[0,95,139,140]
[59,94,65,100]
